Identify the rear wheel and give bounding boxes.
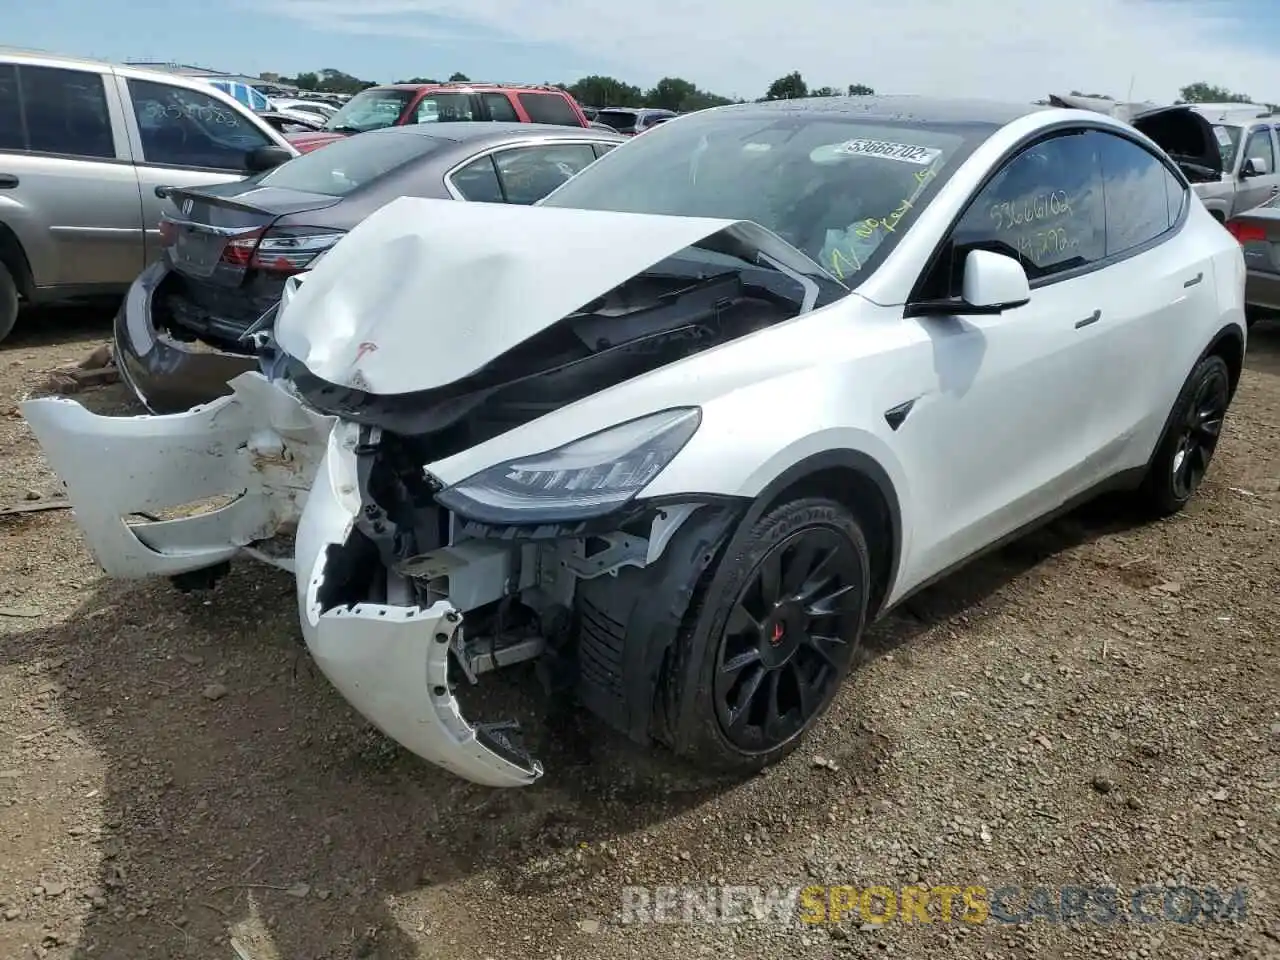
[0,263,17,344]
[663,497,870,773]
[1139,354,1231,516]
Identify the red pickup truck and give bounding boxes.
[287,81,592,152]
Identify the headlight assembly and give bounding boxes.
[433,407,701,524]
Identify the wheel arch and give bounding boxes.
[0,222,35,299]
[1201,322,1245,399]
[738,449,902,621]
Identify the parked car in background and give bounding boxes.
[1224,197,1280,325]
[258,110,327,135]
[1190,104,1280,220]
[286,81,592,153]
[117,122,623,411]
[592,107,678,135]
[270,97,339,122]
[0,48,297,342]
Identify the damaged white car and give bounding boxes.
[23,96,1247,787]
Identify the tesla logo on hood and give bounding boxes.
[181,198,193,216]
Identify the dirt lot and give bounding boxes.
[0,305,1277,960]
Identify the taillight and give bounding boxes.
[1225,219,1267,244]
[248,227,345,273]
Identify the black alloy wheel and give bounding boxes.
[1169,363,1230,501]
[712,525,864,754]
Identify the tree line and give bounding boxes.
[270,69,1267,112]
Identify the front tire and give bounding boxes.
[1139,354,1231,516]
[0,263,18,344]
[663,497,870,774]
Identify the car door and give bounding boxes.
[1232,123,1279,215]
[114,75,279,265]
[894,128,1116,583]
[1090,128,1218,471]
[0,61,146,290]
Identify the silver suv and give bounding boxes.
[0,49,298,341]
[1191,104,1280,221]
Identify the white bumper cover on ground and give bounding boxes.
[20,372,335,577]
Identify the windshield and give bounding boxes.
[540,110,982,284]
[256,130,446,196]
[323,88,413,133]
[1214,124,1243,170]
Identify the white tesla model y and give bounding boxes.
[23,96,1247,787]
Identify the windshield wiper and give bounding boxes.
[328,124,363,135]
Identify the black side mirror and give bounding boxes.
[245,145,293,173]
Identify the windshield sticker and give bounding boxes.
[1215,126,1233,146]
[838,139,942,164]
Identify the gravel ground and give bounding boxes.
[0,305,1277,960]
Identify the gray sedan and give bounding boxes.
[117,122,624,412]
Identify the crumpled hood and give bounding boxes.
[273,196,747,396]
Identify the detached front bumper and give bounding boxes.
[114,260,261,414]
[295,427,543,788]
[23,370,543,787]
[21,371,334,578]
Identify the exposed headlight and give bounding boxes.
[433,407,701,524]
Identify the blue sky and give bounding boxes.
[7,0,1280,105]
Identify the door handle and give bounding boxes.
[1183,272,1204,288]
[1074,309,1102,329]
[0,174,18,189]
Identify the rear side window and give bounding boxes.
[19,65,115,159]
[128,79,271,170]
[493,143,597,204]
[0,64,23,151]
[483,93,519,122]
[592,142,618,158]
[450,155,504,202]
[945,130,1107,285]
[256,130,445,197]
[1166,169,1188,224]
[517,93,578,126]
[1097,132,1181,256]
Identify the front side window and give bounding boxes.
[1242,126,1275,174]
[494,143,597,204]
[412,93,475,124]
[517,93,578,126]
[483,93,519,122]
[938,130,1106,293]
[20,65,115,159]
[255,130,446,196]
[1096,132,1181,256]
[540,111,981,285]
[127,79,270,169]
[323,88,414,133]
